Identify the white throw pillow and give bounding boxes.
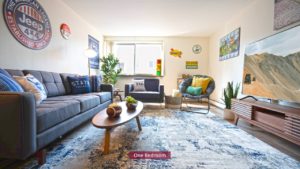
[133,79,146,91]
[14,74,47,105]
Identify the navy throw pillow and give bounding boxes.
[68,76,91,94]
[0,73,24,92]
[90,75,102,92]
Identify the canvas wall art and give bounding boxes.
[219,28,240,61]
[274,0,300,30]
[243,25,300,103]
[88,35,100,69]
[186,61,198,69]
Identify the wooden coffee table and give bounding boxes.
[92,101,143,154]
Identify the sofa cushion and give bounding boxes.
[36,100,81,133]
[144,79,159,91]
[60,73,78,94]
[129,91,160,100]
[84,92,112,103]
[90,75,102,92]
[46,95,100,112]
[5,69,24,77]
[23,70,66,97]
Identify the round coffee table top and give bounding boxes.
[92,101,143,129]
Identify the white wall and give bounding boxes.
[207,0,298,103]
[0,0,102,75]
[105,36,209,95]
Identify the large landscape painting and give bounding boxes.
[243,26,300,103]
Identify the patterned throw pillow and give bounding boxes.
[68,76,91,94]
[0,73,24,92]
[90,75,102,92]
[14,74,47,105]
[133,79,146,91]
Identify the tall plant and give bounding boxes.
[100,53,122,85]
[223,82,240,109]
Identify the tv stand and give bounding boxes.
[231,99,300,145]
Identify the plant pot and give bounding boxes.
[223,108,235,120]
[126,102,137,110]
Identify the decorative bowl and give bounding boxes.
[106,104,122,118]
[126,102,137,110]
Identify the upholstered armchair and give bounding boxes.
[125,78,164,103]
[179,75,215,113]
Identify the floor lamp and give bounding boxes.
[84,48,97,76]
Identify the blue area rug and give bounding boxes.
[22,108,300,169]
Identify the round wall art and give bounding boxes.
[60,23,71,39]
[3,0,52,50]
[192,44,202,54]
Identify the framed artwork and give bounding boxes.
[219,28,240,61]
[3,0,52,50]
[186,61,198,69]
[274,0,300,30]
[88,35,100,69]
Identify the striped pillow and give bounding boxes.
[0,73,24,92]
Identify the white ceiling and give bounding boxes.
[62,0,253,37]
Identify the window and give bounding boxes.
[112,42,163,76]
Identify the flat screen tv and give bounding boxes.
[243,25,300,103]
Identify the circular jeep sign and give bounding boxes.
[3,0,52,50]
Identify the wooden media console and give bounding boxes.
[231,99,300,145]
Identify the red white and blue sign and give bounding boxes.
[3,0,52,50]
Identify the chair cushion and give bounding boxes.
[46,95,100,112]
[129,91,160,100]
[186,86,202,96]
[85,92,112,103]
[36,100,81,133]
[68,76,91,94]
[0,73,24,92]
[192,77,211,94]
[23,70,66,97]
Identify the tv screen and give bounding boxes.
[242,25,300,103]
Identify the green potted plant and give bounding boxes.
[223,82,240,120]
[100,53,122,85]
[125,96,137,110]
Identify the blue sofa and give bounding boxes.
[0,69,113,162]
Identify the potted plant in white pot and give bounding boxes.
[223,82,240,120]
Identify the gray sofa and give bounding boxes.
[0,69,113,161]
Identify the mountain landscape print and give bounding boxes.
[243,26,300,103]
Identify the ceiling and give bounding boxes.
[62,0,253,37]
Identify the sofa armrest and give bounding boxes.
[0,92,37,160]
[125,83,134,97]
[100,84,113,102]
[159,84,164,100]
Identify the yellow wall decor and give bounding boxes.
[186,61,198,69]
[169,48,182,58]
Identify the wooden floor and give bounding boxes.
[210,106,300,161]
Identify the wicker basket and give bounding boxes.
[165,95,182,109]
